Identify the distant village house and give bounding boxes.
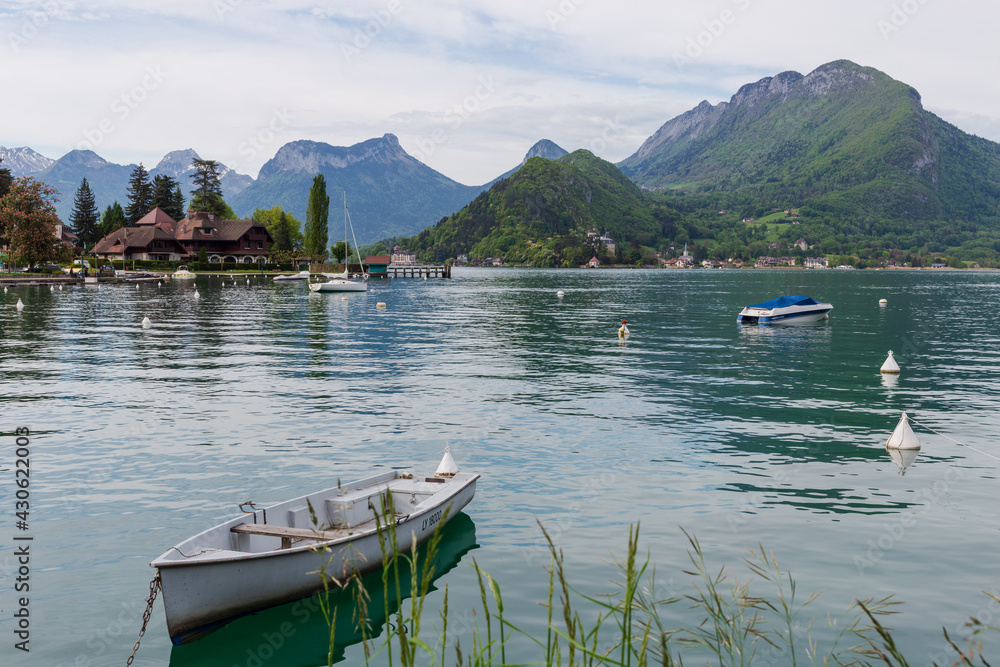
[391,246,417,266]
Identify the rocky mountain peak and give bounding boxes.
[522,139,569,163]
[0,145,54,177]
[257,134,412,180]
[153,149,201,177]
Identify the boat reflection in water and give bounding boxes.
[169,512,478,667]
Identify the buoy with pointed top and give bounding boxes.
[59,285,63,290]
[142,316,151,329]
[880,350,900,374]
[886,412,920,450]
[16,298,24,311]
[376,302,387,309]
[136,283,140,289]
[879,298,887,306]
[246,278,250,286]
[435,445,458,478]
[158,281,162,288]
[3,286,7,293]
[194,289,200,299]
[888,447,918,475]
[50,285,54,292]
[557,290,565,297]
[618,319,630,339]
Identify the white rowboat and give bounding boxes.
[150,451,479,644]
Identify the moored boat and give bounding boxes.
[272,270,311,282]
[172,266,196,280]
[150,449,478,643]
[737,295,833,324]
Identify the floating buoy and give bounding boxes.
[886,412,920,450]
[880,350,900,374]
[376,302,387,309]
[3,286,7,293]
[50,285,54,292]
[879,298,887,306]
[557,290,565,297]
[435,445,458,478]
[158,281,162,288]
[246,278,250,286]
[16,298,24,311]
[618,319,630,339]
[136,283,140,290]
[194,289,200,299]
[341,296,348,301]
[888,447,918,475]
[141,316,151,329]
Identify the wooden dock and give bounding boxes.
[385,264,451,279]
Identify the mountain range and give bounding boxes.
[5,59,1000,254]
[0,137,568,244]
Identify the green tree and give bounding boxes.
[170,185,186,219]
[271,211,293,252]
[252,205,304,250]
[198,246,208,266]
[330,240,352,264]
[69,177,100,248]
[124,163,153,224]
[0,177,66,269]
[152,174,185,219]
[98,202,127,238]
[189,159,230,217]
[304,174,330,261]
[0,158,12,200]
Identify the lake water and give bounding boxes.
[2,267,998,666]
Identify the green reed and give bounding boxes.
[311,509,996,666]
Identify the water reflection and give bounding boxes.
[169,512,478,667]
[888,447,919,475]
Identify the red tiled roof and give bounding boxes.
[364,255,391,264]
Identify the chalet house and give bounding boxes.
[391,246,417,266]
[588,256,600,268]
[91,208,272,264]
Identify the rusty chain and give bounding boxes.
[125,571,161,666]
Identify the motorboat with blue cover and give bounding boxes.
[737,295,833,324]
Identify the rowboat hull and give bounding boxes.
[309,279,367,292]
[151,470,478,643]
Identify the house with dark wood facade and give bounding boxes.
[91,208,272,264]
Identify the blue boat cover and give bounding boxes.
[749,295,821,309]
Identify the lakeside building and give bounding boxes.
[391,245,417,266]
[91,208,272,264]
[804,257,829,269]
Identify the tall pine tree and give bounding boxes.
[0,158,12,199]
[303,174,329,262]
[124,163,153,224]
[98,202,127,238]
[170,185,186,219]
[189,159,230,217]
[69,177,99,248]
[152,174,185,219]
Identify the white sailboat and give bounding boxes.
[310,192,368,293]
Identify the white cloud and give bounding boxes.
[1,0,998,184]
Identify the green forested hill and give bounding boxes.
[619,60,1000,225]
[403,150,680,266]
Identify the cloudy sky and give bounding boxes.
[2,0,999,185]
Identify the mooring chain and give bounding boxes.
[125,571,161,666]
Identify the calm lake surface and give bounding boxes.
[2,267,998,666]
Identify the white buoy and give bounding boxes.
[879,298,887,306]
[194,289,200,299]
[376,302,387,309]
[888,447,918,475]
[557,290,565,297]
[880,350,900,374]
[3,286,7,293]
[16,298,24,311]
[158,281,162,288]
[435,445,459,478]
[246,278,250,286]
[886,412,920,450]
[136,283,140,289]
[50,285,54,291]
[59,285,63,291]
[141,316,151,329]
